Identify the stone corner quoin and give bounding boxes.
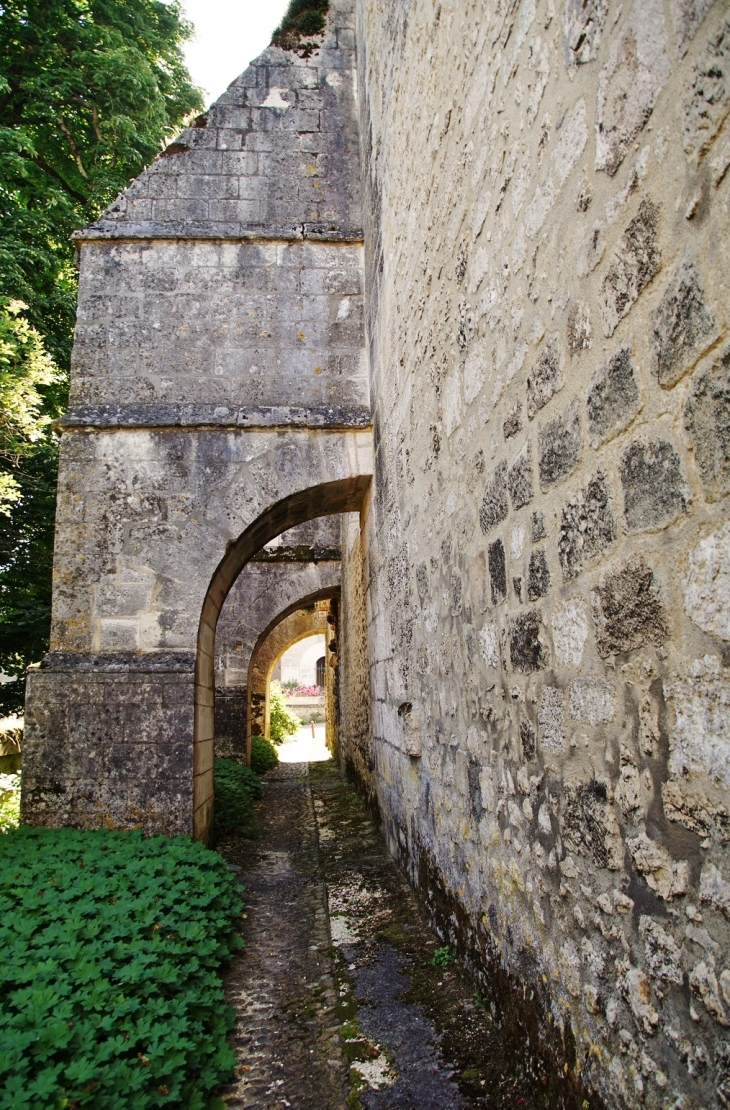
[22,0,730,1107]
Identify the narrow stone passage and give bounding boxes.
[218,760,548,1110]
[218,762,348,1109]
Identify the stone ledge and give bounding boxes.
[58,404,372,430]
[251,545,341,563]
[37,651,196,673]
[72,223,364,243]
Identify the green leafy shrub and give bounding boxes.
[269,679,301,743]
[272,0,329,52]
[213,758,262,838]
[250,736,279,776]
[0,826,243,1108]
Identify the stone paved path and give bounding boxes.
[218,762,348,1109]
[217,759,575,1110]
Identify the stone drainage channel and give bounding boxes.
[218,760,555,1110]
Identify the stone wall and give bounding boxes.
[339,510,373,803]
[353,0,730,1106]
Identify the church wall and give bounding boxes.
[355,0,730,1105]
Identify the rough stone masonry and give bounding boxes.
[22,0,730,1106]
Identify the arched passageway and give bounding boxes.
[194,478,369,841]
[247,604,333,751]
[214,519,341,761]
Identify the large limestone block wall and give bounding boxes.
[25,428,370,833]
[356,0,730,1105]
[68,239,367,427]
[50,429,367,655]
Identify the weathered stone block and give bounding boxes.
[23,654,195,835]
[488,538,507,605]
[503,404,522,440]
[558,472,616,580]
[627,831,689,901]
[569,678,616,724]
[672,0,714,56]
[538,402,581,491]
[520,721,536,761]
[527,548,550,602]
[620,438,687,531]
[527,339,563,420]
[563,0,607,66]
[566,301,592,355]
[684,346,730,501]
[562,781,624,869]
[538,686,565,753]
[651,260,716,388]
[595,0,670,176]
[479,461,509,534]
[600,200,660,336]
[666,655,730,784]
[587,347,640,446]
[551,598,589,667]
[530,510,546,542]
[591,555,668,657]
[682,18,730,164]
[508,443,534,510]
[683,522,730,641]
[479,621,499,668]
[662,779,730,840]
[509,610,547,672]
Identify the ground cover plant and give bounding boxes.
[0,825,242,1108]
[213,757,262,838]
[250,736,279,776]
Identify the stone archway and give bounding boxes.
[214,518,341,761]
[24,468,370,839]
[248,604,332,748]
[194,478,369,840]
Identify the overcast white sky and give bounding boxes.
[181,1,291,106]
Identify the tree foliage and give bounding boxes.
[0,1,203,710]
